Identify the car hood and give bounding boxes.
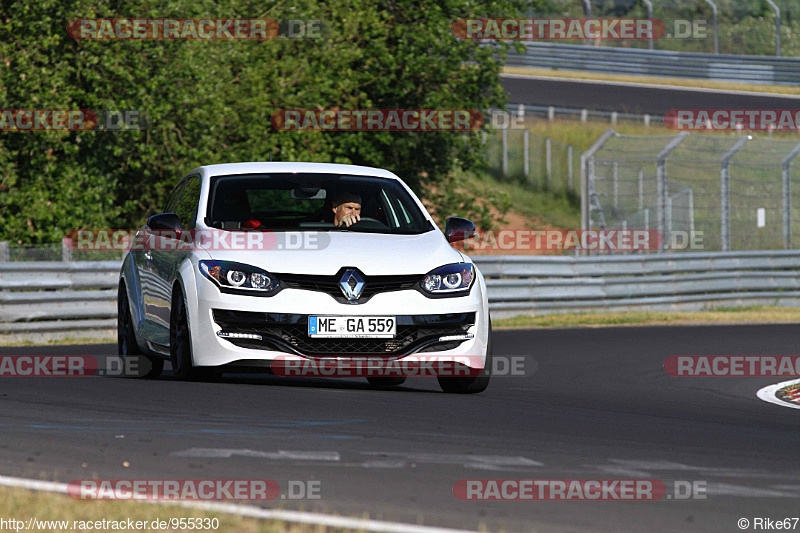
[199,229,466,276]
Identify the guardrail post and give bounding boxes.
[0,241,9,262]
[568,145,574,190]
[781,143,800,249]
[611,111,618,125]
[548,106,555,121]
[546,138,552,189]
[581,109,588,123]
[765,0,780,56]
[657,132,690,250]
[61,237,73,262]
[523,129,530,178]
[720,136,751,251]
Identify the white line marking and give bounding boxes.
[0,473,479,533]
[757,378,800,410]
[172,448,341,461]
[361,452,542,469]
[500,73,800,99]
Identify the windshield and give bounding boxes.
[205,173,432,234]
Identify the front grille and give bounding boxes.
[212,310,475,357]
[277,270,423,303]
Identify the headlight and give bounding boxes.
[422,263,475,295]
[199,260,279,294]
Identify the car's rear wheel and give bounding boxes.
[366,376,406,388]
[117,282,163,379]
[437,320,492,394]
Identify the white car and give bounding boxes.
[118,162,491,393]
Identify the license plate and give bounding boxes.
[308,316,396,338]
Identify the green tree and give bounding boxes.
[0,0,526,242]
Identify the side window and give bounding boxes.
[173,177,202,229]
[164,181,186,214]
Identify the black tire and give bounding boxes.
[117,282,163,379]
[366,376,406,388]
[169,287,196,380]
[437,320,492,394]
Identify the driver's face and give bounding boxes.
[333,202,361,224]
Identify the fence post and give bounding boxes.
[703,0,719,54]
[765,0,780,56]
[782,143,800,249]
[720,136,750,251]
[61,237,73,262]
[548,106,555,121]
[612,161,619,209]
[501,127,508,177]
[0,241,9,262]
[610,111,618,126]
[657,132,690,250]
[638,168,644,210]
[581,129,616,254]
[643,0,654,50]
[581,109,588,123]
[666,195,673,241]
[523,130,530,178]
[545,138,552,189]
[568,145,574,190]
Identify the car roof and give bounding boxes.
[191,162,400,180]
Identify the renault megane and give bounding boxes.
[117,162,491,393]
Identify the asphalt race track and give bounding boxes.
[501,74,800,116]
[0,324,798,532]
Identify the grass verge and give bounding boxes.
[502,66,800,96]
[0,485,363,533]
[493,306,800,329]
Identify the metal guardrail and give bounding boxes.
[2,252,800,333]
[505,43,800,85]
[473,251,800,316]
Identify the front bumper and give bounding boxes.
[189,273,489,369]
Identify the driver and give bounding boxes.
[332,191,362,227]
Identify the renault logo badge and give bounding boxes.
[339,269,365,301]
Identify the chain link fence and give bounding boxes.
[585,130,800,253]
[485,124,580,194]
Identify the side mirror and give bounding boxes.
[444,217,476,243]
[147,213,182,234]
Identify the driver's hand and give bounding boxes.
[339,213,361,227]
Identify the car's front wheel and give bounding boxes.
[169,287,197,380]
[437,320,492,394]
[117,282,163,379]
